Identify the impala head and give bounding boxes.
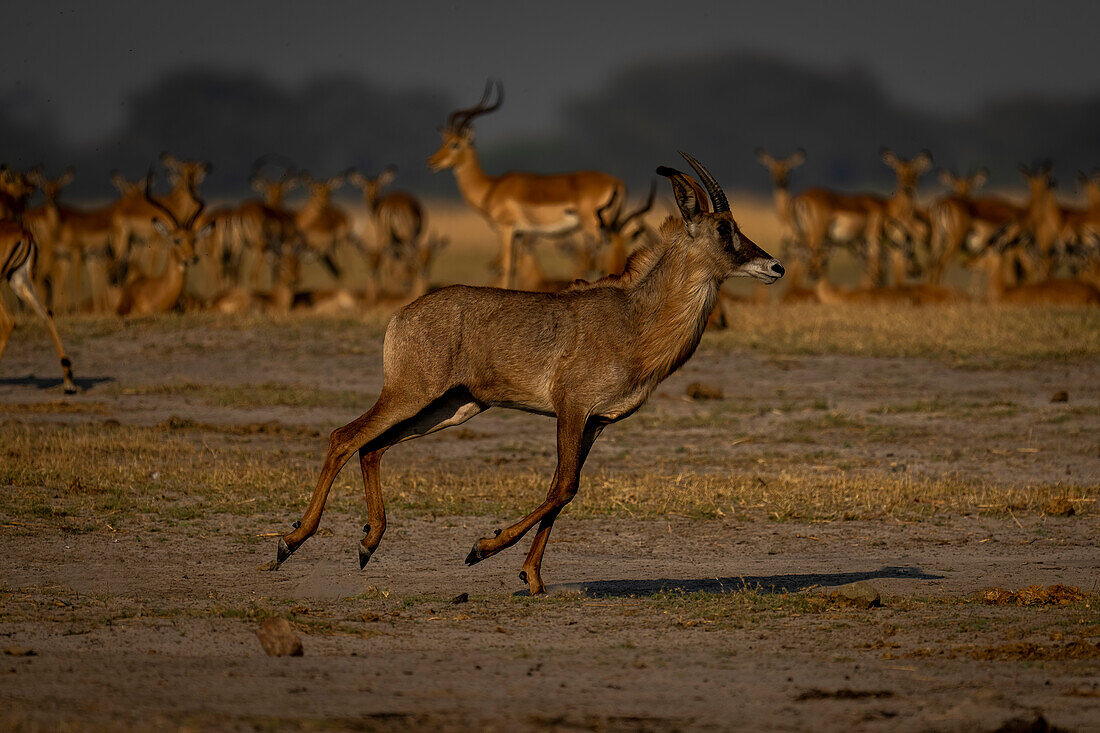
[161,152,211,188]
[0,166,38,204]
[348,165,396,207]
[598,179,656,247]
[1019,162,1055,196]
[428,79,503,172]
[26,167,74,204]
[881,149,933,193]
[755,148,805,189]
[658,152,784,284]
[250,172,298,206]
[937,167,988,196]
[144,172,211,264]
[109,170,145,197]
[297,171,347,203]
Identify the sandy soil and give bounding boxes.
[1,316,1098,731]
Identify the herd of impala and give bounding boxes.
[2,80,1099,392]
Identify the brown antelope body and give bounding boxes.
[273,153,784,595]
[428,81,624,288]
[971,244,1099,305]
[294,172,352,276]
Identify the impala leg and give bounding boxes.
[465,410,597,592]
[8,260,77,394]
[519,422,603,595]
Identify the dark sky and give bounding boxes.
[6,0,1100,145]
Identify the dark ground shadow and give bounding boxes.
[533,566,942,598]
[0,374,114,392]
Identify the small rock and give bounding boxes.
[2,647,35,657]
[828,581,882,609]
[686,382,723,401]
[451,592,469,605]
[1043,498,1075,517]
[1049,391,1068,403]
[256,618,303,657]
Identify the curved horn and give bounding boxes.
[142,169,182,229]
[678,151,729,213]
[447,79,504,131]
[619,179,658,229]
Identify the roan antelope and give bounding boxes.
[0,169,78,393]
[428,80,624,289]
[272,152,784,595]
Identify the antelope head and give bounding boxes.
[881,149,933,193]
[755,148,805,190]
[348,165,396,209]
[297,171,347,205]
[0,166,38,205]
[658,152,784,284]
[26,167,74,205]
[428,79,503,171]
[1019,162,1056,198]
[144,172,212,264]
[161,152,212,188]
[937,168,988,196]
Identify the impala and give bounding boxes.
[26,168,117,312]
[229,164,301,287]
[349,165,424,258]
[0,168,78,394]
[929,168,1024,285]
[271,152,784,595]
[115,176,213,316]
[428,80,624,288]
[968,239,1099,305]
[294,171,352,276]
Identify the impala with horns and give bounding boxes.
[428,80,624,288]
[115,174,213,316]
[271,152,783,595]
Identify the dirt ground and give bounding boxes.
[1,311,1098,731]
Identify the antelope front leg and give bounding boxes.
[465,411,596,594]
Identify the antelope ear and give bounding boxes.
[59,168,75,187]
[937,169,953,186]
[789,149,806,167]
[754,148,772,165]
[152,218,172,238]
[973,169,988,188]
[197,223,214,240]
[914,150,933,172]
[378,166,396,186]
[657,166,708,233]
[881,148,899,167]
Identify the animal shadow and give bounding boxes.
[541,566,943,598]
[0,374,114,392]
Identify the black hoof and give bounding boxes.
[493,528,502,537]
[292,520,301,529]
[275,538,293,566]
[465,543,485,566]
[359,544,373,570]
[519,570,528,584]
[64,387,78,395]
[363,523,370,533]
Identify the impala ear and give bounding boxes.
[657,166,708,233]
[788,149,806,167]
[973,169,988,188]
[914,150,933,172]
[378,166,396,187]
[881,148,899,167]
[152,218,172,238]
[754,148,773,166]
[937,169,953,186]
[197,223,214,240]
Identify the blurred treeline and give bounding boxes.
[3,54,1099,199]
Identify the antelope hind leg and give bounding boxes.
[356,397,484,569]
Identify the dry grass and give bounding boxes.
[2,420,1093,525]
[106,381,373,409]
